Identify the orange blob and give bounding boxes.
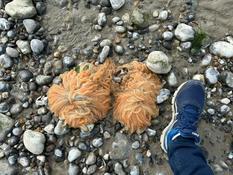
[113,61,161,133]
[47,60,115,129]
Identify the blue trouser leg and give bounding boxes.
[168,137,214,175]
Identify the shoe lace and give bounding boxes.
[176,105,200,131]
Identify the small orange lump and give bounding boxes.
[112,61,161,133]
[47,60,115,129]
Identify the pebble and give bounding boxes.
[87,165,97,174]
[210,41,233,58]
[114,45,124,55]
[112,16,121,23]
[114,162,126,175]
[174,23,195,41]
[12,127,23,136]
[54,148,63,159]
[207,108,215,115]
[54,120,69,136]
[68,148,81,162]
[63,56,75,68]
[18,70,33,82]
[7,30,16,38]
[193,74,205,83]
[98,46,110,64]
[92,138,103,147]
[220,105,230,114]
[44,124,54,134]
[0,18,11,31]
[163,31,173,41]
[157,89,170,104]
[18,157,30,167]
[0,81,10,92]
[146,128,156,136]
[180,42,192,50]
[100,39,112,47]
[5,0,37,19]
[85,152,96,165]
[16,40,31,54]
[10,103,23,115]
[0,113,14,141]
[149,24,160,32]
[0,54,13,69]
[205,67,219,84]
[8,155,17,165]
[224,71,233,88]
[98,12,107,26]
[201,54,212,66]
[110,0,125,10]
[130,166,140,175]
[36,75,52,85]
[0,102,10,113]
[115,26,126,33]
[220,98,230,105]
[68,164,79,175]
[23,19,38,34]
[152,10,159,18]
[6,47,19,58]
[167,72,178,87]
[23,130,46,155]
[146,51,172,74]
[158,10,169,21]
[30,39,44,54]
[132,141,140,149]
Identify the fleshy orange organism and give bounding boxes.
[113,61,161,133]
[47,60,115,130]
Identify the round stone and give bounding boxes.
[68,148,81,162]
[0,18,11,30]
[146,51,172,74]
[6,47,19,58]
[157,89,170,104]
[92,138,103,147]
[174,23,195,41]
[98,12,107,26]
[205,67,219,84]
[210,41,233,58]
[114,45,124,55]
[110,0,125,10]
[18,70,33,82]
[98,46,110,64]
[0,54,13,68]
[23,130,46,155]
[23,19,38,34]
[158,10,169,21]
[86,152,96,165]
[10,103,23,115]
[30,39,44,54]
[162,31,173,41]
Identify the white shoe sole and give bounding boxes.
[160,81,188,153]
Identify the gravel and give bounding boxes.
[23,19,39,34]
[18,69,33,82]
[6,47,19,58]
[157,89,171,104]
[0,18,11,31]
[30,39,44,54]
[0,113,14,141]
[16,40,31,54]
[85,152,96,165]
[210,41,233,58]
[98,45,110,63]
[205,67,220,84]
[68,148,81,162]
[0,54,14,68]
[110,0,125,10]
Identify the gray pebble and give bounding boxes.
[7,30,16,38]
[0,18,10,30]
[100,39,112,47]
[54,120,69,136]
[163,31,173,41]
[205,67,219,84]
[12,127,23,136]
[180,42,192,50]
[220,105,230,114]
[132,141,140,149]
[23,19,38,34]
[130,166,140,175]
[115,26,126,33]
[146,128,156,136]
[30,39,44,54]
[112,16,121,23]
[68,148,81,162]
[10,103,23,115]
[98,46,110,63]
[98,12,107,26]
[92,138,103,147]
[44,124,54,134]
[158,10,169,21]
[8,155,17,165]
[54,148,63,158]
[114,45,124,55]
[0,54,13,68]
[225,71,233,88]
[110,0,125,10]
[0,81,10,92]
[6,47,19,58]
[114,162,126,175]
[87,165,97,175]
[18,70,33,82]
[35,75,52,85]
[18,157,30,167]
[0,102,10,113]
[16,40,31,54]
[167,72,178,87]
[68,164,79,175]
[157,89,170,104]
[86,152,96,165]
[63,56,75,68]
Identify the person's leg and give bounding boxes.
[168,137,213,175]
[160,80,214,175]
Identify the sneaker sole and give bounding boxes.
[160,81,188,153]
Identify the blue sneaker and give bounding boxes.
[160,80,205,153]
